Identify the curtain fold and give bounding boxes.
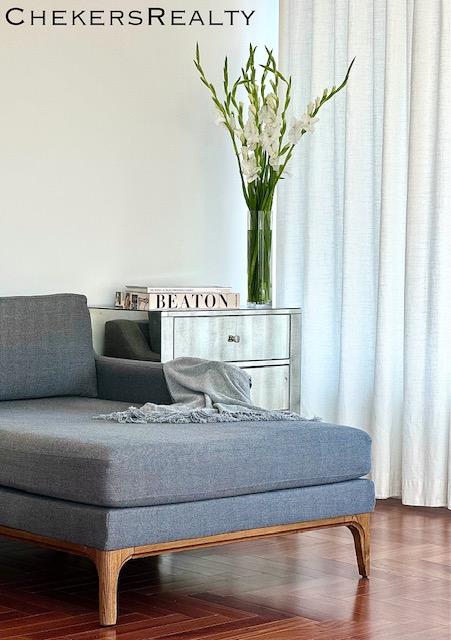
[277,0,451,507]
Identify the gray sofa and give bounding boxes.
[0,294,375,626]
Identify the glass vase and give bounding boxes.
[247,210,272,307]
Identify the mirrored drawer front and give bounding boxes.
[173,314,290,362]
[243,365,289,410]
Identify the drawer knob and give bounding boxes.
[228,335,241,343]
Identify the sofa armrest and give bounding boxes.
[96,356,172,405]
[104,319,160,362]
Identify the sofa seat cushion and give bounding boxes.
[0,397,372,508]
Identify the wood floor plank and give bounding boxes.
[0,500,449,639]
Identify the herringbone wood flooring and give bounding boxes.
[0,500,449,639]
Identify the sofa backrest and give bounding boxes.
[0,294,97,401]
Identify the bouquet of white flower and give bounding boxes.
[194,44,354,305]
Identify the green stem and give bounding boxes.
[247,209,272,305]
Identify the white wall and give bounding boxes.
[0,0,278,305]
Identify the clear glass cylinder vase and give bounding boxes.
[247,210,272,306]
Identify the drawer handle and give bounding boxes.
[228,335,241,343]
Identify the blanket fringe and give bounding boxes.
[94,407,306,424]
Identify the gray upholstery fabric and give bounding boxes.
[0,479,375,550]
[0,397,371,508]
[0,294,97,400]
[96,356,172,404]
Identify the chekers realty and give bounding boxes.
[3,7,255,27]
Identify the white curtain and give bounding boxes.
[277,0,451,507]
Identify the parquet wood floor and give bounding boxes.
[0,499,449,639]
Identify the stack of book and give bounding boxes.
[115,286,240,311]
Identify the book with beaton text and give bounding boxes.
[115,290,240,311]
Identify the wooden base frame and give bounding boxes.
[0,513,370,626]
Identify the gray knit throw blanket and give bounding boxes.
[95,357,303,424]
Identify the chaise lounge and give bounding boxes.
[0,294,374,626]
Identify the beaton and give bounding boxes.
[4,8,256,27]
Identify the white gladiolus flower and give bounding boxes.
[247,172,259,183]
[248,104,257,118]
[259,92,283,161]
[259,105,271,124]
[215,110,240,135]
[307,97,322,115]
[228,114,238,131]
[266,93,278,110]
[260,131,279,157]
[229,115,244,137]
[215,112,227,127]
[260,105,282,129]
[260,92,282,125]
[269,154,280,170]
[241,152,260,183]
[287,121,301,144]
[287,113,319,143]
[300,112,319,133]
[243,110,260,150]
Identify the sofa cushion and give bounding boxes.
[0,397,372,508]
[0,294,97,400]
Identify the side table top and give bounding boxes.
[90,306,301,317]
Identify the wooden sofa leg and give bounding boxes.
[347,513,370,578]
[93,549,133,626]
